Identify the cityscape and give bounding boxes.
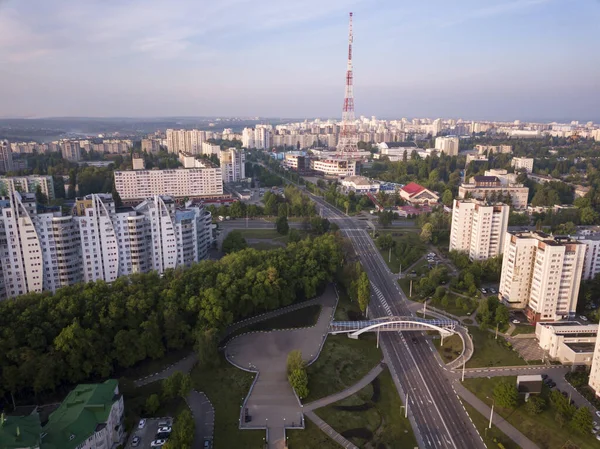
[1,1,600,449]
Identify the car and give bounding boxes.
[480,288,487,294]
[138,419,146,429]
[512,319,521,324]
[157,426,172,434]
[151,440,166,448]
[204,440,212,449]
[158,420,173,427]
[596,410,600,418]
[541,374,548,380]
[593,428,599,434]
[580,315,589,321]
[131,436,141,447]
[489,288,497,294]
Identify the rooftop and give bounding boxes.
[0,412,42,449]
[564,342,596,353]
[41,379,119,449]
[401,182,425,195]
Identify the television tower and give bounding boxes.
[337,12,359,156]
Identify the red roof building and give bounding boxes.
[399,182,439,205]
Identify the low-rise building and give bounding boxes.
[536,321,597,366]
[310,158,356,178]
[42,379,124,449]
[341,176,379,193]
[283,153,309,171]
[399,182,439,205]
[0,412,41,449]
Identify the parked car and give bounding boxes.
[596,410,600,418]
[204,440,212,449]
[138,419,146,429]
[580,315,589,321]
[480,288,487,294]
[541,374,548,380]
[151,440,166,448]
[131,436,141,447]
[512,319,520,324]
[489,288,497,294]
[157,427,172,434]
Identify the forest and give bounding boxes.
[0,233,343,400]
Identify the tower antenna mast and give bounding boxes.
[337,12,359,155]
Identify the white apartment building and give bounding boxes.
[570,233,600,281]
[132,157,145,170]
[434,136,459,156]
[136,196,178,273]
[458,175,529,209]
[219,148,246,183]
[475,144,512,155]
[74,194,120,283]
[0,175,55,200]
[166,129,210,154]
[113,208,150,276]
[592,129,600,142]
[310,158,357,178]
[0,192,44,299]
[201,141,220,156]
[511,157,534,173]
[449,199,509,261]
[499,231,585,322]
[114,167,224,200]
[242,126,272,149]
[590,333,600,395]
[0,140,14,173]
[60,141,81,161]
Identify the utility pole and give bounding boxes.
[389,246,392,263]
[489,403,494,429]
[462,359,466,382]
[405,392,409,418]
[495,323,499,340]
[377,328,380,348]
[410,279,413,297]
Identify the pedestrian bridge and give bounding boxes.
[329,316,458,339]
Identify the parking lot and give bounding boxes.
[126,417,173,449]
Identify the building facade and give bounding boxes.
[511,157,534,173]
[114,168,223,200]
[0,175,55,200]
[458,175,529,209]
[60,141,81,162]
[310,158,357,177]
[434,136,459,156]
[0,140,14,173]
[536,321,597,366]
[219,148,246,183]
[449,199,509,261]
[498,231,585,322]
[475,144,512,155]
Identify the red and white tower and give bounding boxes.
[337,12,359,155]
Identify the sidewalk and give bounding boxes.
[453,381,540,449]
[304,411,358,449]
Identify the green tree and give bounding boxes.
[493,379,519,408]
[495,305,509,326]
[378,211,394,227]
[264,194,278,215]
[288,367,309,399]
[376,234,394,250]
[35,186,48,205]
[145,393,161,414]
[356,272,370,313]
[524,396,545,415]
[162,372,183,400]
[163,409,195,449]
[571,406,593,434]
[420,223,433,243]
[276,216,289,235]
[288,228,301,243]
[222,230,248,254]
[580,206,599,225]
[442,189,454,207]
[195,327,220,370]
[287,350,304,374]
[179,373,193,398]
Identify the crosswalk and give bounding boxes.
[372,284,393,316]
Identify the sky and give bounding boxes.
[0,0,599,121]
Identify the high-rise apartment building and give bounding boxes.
[0,175,55,200]
[60,141,82,161]
[498,231,585,322]
[201,141,220,155]
[476,144,512,155]
[458,175,529,209]
[449,199,509,261]
[434,136,459,156]
[0,140,14,173]
[0,192,214,300]
[114,167,223,200]
[141,138,161,153]
[219,148,246,183]
[166,129,210,154]
[589,335,600,396]
[511,157,534,173]
[242,126,272,149]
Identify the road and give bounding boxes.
[309,192,486,449]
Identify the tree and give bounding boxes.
[495,304,509,326]
[145,393,160,414]
[571,406,593,434]
[493,379,519,408]
[287,350,304,374]
[288,228,301,243]
[524,396,545,415]
[580,206,599,225]
[356,272,370,313]
[264,194,278,215]
[162,372,183,400]
[195,327,220,370]
[276,216,289,235]
[179,373,193,398]
[378,211,394,227]
[35,186,48,205]
[163,409,195,449]
[376,234,394,250]
[288,367,309,399]
[222,230,248,254]
[420,223,433,243]
[442,189,453,207]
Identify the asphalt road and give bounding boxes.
[309,193,485,449]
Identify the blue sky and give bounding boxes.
[0,0,599,121]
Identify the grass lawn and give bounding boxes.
[286,420,340,449]
[466,326,527,368]
[463,376,600,449]
[431,292,477,317]
[248,241,285,250]
[511,324,537,336]
[191,358,265,449]
[236,228,280,239]
[334,287,363,321]
[374,232,426,274]
[314,369,417,449]
[305,334,382,403]
[460,400,520,449]
[222,305,322,346]
[433,334,463,363]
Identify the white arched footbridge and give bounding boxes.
[330,316,458,339]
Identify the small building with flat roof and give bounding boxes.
[535,321,597,365]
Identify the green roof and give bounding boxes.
[0,412,42,449]
[41,379,119,449]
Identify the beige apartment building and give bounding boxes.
[498,231,585,322]
[114,167,223,200]
[475,144,512,155]
[458,175,529,209]
[511,157,534,173]
[310,158,357,177]
[449,199,509,261]
[589,334,600,396]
